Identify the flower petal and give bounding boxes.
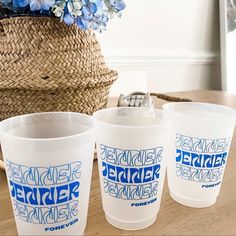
[64,13,74,25]
[75,17,89,30]
[13,0,29,8]
[41,0,55,10]
[30,0,41,11]
[88,2,97,13]
[116,1,125,11]
[82,6,92,20]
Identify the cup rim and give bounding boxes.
[163,102,236,122]
[93,107,172,129]
[0,112,95,142]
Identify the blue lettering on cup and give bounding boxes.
[175,134,231,183]
[6,160,81,225]
[100,145,163,200]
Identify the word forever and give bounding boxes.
[45,219,78,231]
[131,198,157,207]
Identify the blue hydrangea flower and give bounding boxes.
[63,13,74,25]
[105,0,125,17]
[13,0,29,8]
[30,0,55,11]
[52,0,112,31]
[75,0,109,30]
[52,0,83,25]
[109,0,125,12]
[1,0,125,31]
[51,0,125,31]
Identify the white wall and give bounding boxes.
[96,0,221,96]
[220,0,236,93]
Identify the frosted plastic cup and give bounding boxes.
[0,112,95,235]
[93,107,172,230]
[163,102,236,208]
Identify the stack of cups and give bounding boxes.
[0,102,236,235]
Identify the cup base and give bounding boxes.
[170,191,217,208]
[105,214,157,230]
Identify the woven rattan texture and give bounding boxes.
[0,17,117,119]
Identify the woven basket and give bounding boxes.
[0,17,118,120]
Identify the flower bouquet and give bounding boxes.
[0,0,125,120]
